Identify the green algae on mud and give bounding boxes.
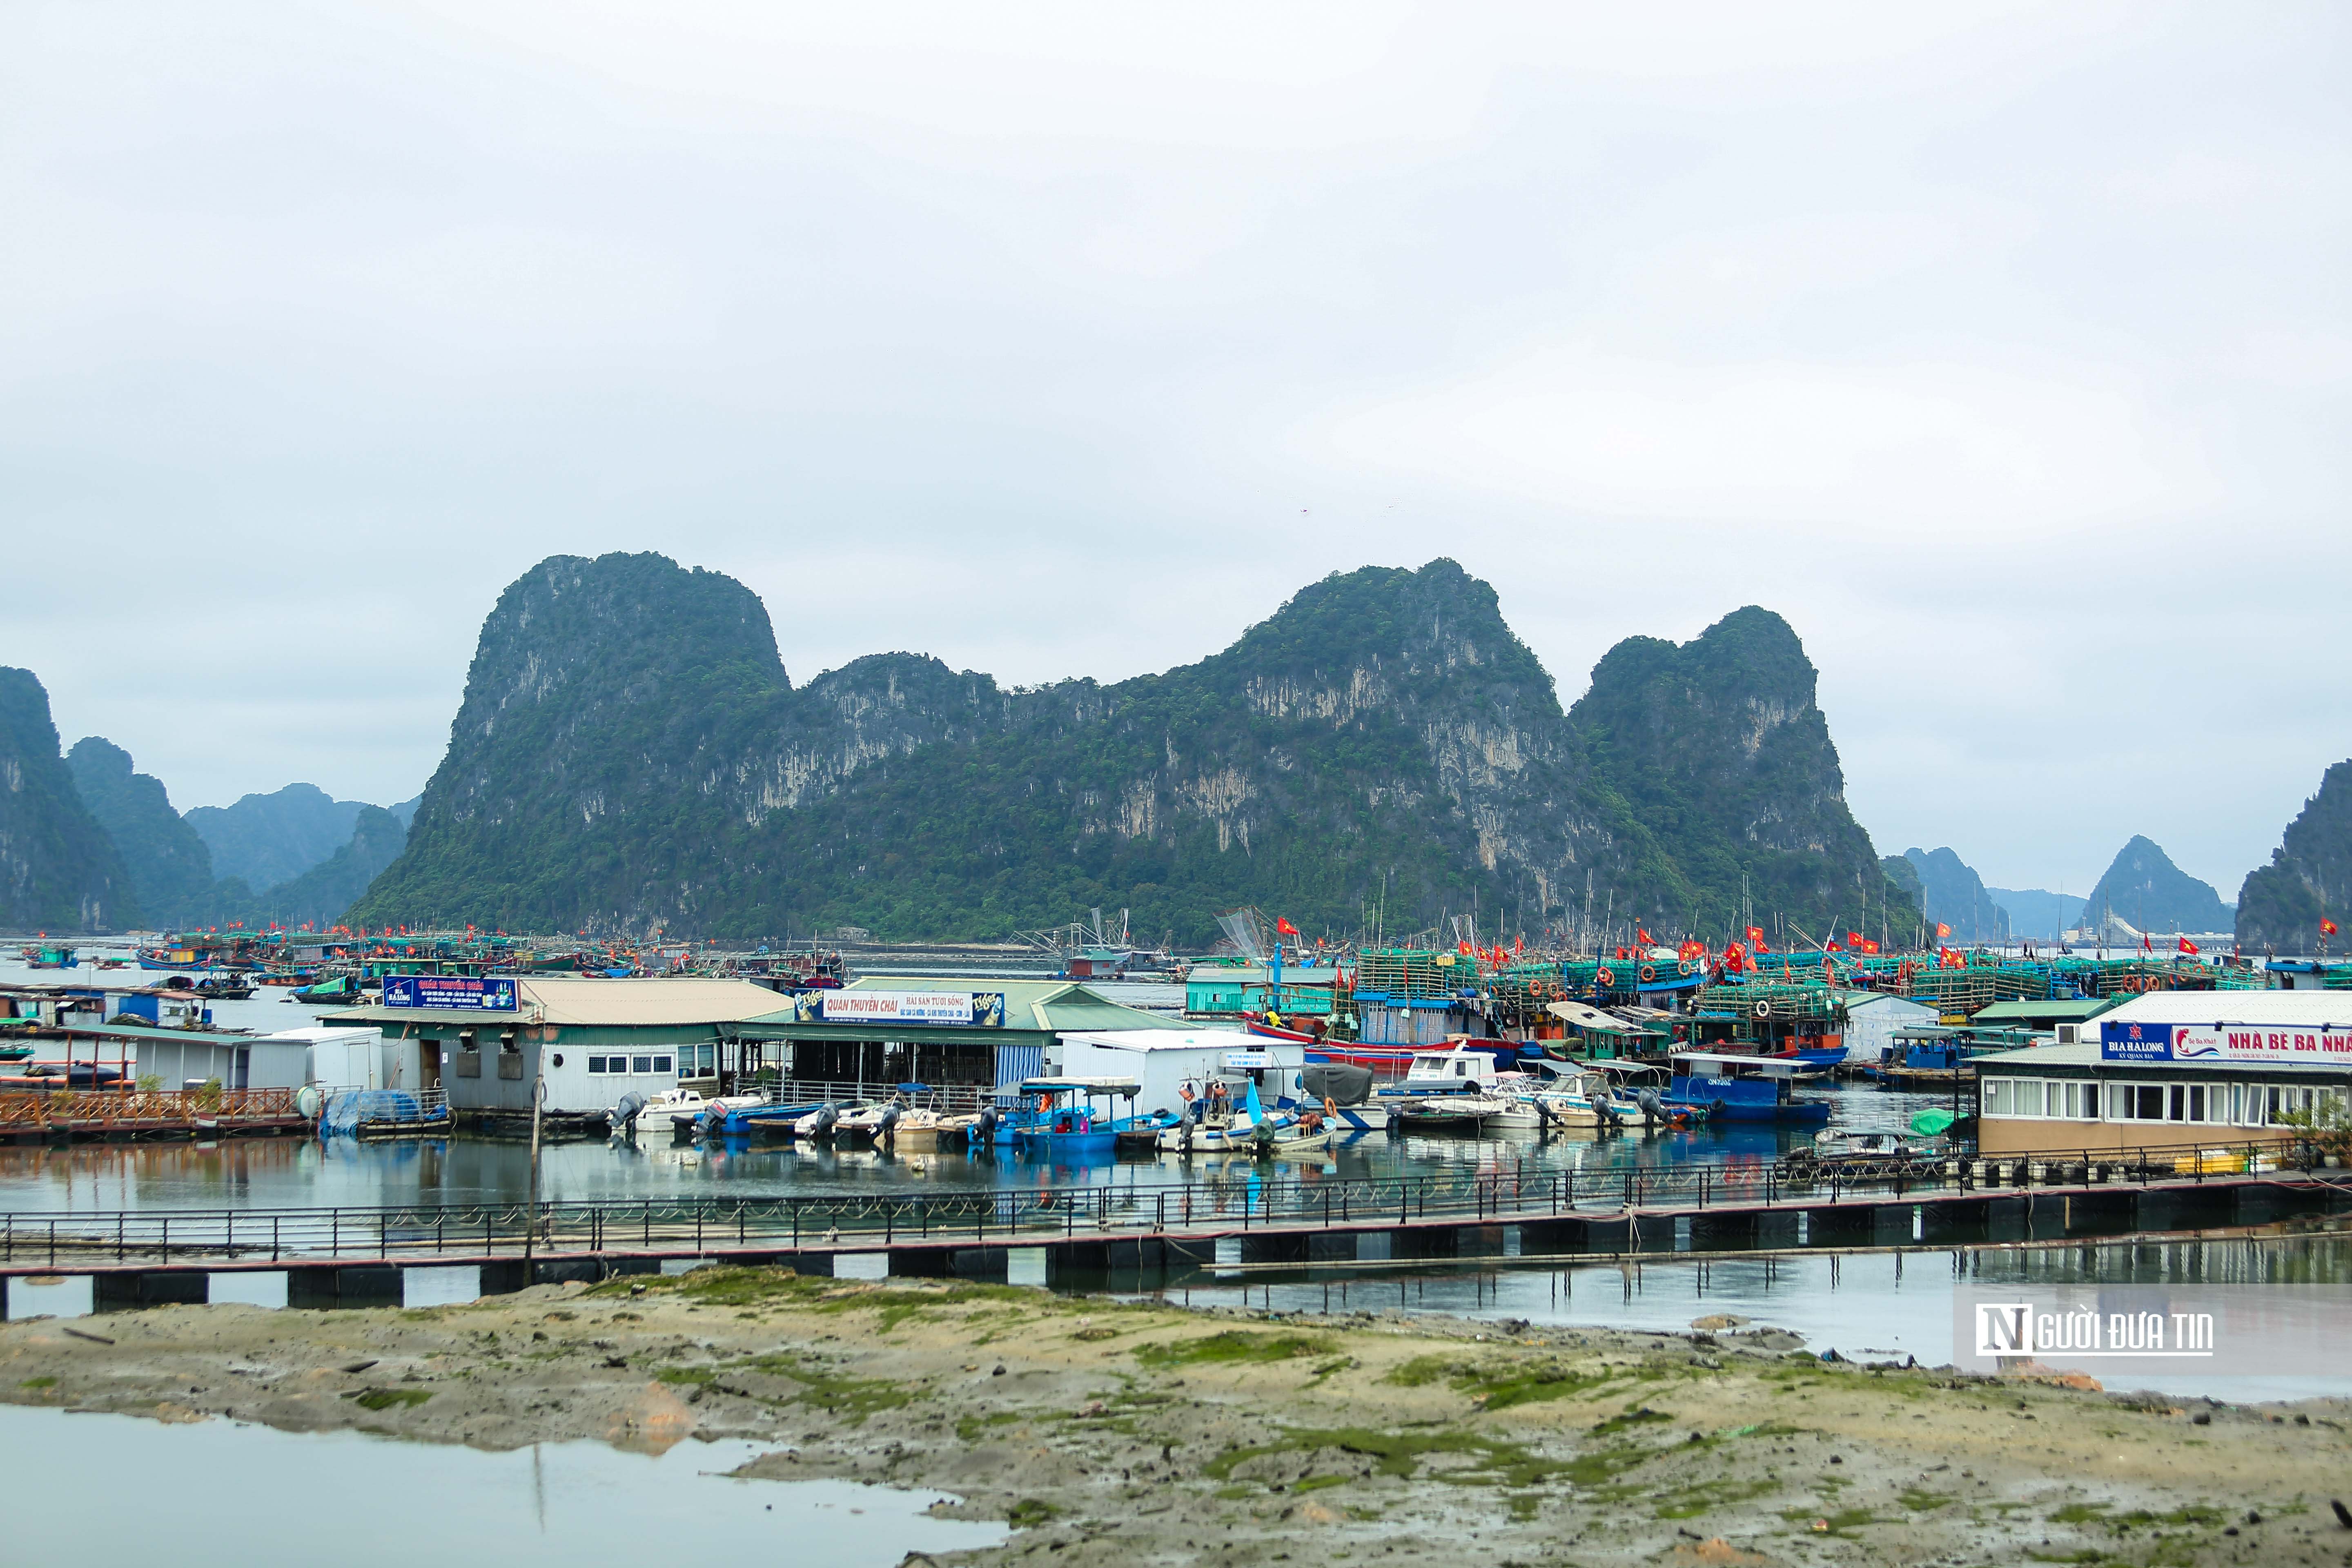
[1132,1330,1333,1368]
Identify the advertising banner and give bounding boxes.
[2102,1020,2352,1063]
[381,976,518,1012]
[813,991,1005,1027]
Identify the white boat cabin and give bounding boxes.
[1394,1047,1507,1094]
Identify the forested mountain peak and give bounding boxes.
[2237,760,2352,951]
[353,555,1913,945]
[0,669,136,931]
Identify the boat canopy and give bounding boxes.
[1016,1076,1141,1098]
[1671,1051,1808,1078]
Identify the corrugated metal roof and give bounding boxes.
[1060,1029,1254,1052]
[2086,991,2352,1028]
[324,977,789,1029]
[1972,998,2118,1022]
[44,1022,261,1046]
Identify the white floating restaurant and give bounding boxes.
[1972,991,2352,1156]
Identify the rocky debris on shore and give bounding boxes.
[5,1266,2351,1566]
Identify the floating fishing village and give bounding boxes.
[7,902,2352,1563]
[11,8,2352,1562]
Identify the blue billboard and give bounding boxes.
[2099,1020,2173,1062]
[382,976,518,1012]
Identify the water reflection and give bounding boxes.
[0,1083,1965,1214]
[1145,1233,2352,1403]
[0,1406,1004,1567]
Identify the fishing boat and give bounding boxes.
[1381,1047,1541,1132]
[21,944,77,970]
[1506,1063,1645,1129]
[288,975,362,1004]
[1011,1078,1137,1161]
[1665,1051,1831,1125]
[1298,1063,1390,1133]
[138,947,207,973]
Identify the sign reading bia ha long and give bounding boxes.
[2102,1020,2352,1063]
[382,976,518,1012]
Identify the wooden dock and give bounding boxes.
[0,1088,307,1144]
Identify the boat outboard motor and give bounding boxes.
[1635,1089,1669,1127]
[701,1104,726,1139]
[611,1091,648,1136]
[812,1103,840,1142]
[878,1104,901,1143]
[974,1104,998,1148]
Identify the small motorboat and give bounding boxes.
[628,1086,764,1135]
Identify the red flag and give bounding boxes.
[1755,938,1771,954]
[1276,917,1299,937]
[2140,932,2151,953]
[2324,918,2340,937]
[1826,940,1842,952]
[1935,922,1951,940]
[1846,931,1865,947]
[1860,939,1880,955]
[2177,936,2201,956]
[1745,925,1764,943]
[1614,946,1630,961]
[1724,942,1747,974]
[1458,940,1474,956]
[1512,935,1524,955]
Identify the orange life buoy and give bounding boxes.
[1639,964,1656,982]
[1596,967,1615,987]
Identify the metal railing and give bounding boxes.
[0,1145,2336,1268]
[755,1079,1001,1113]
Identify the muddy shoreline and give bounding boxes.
[5,1268,2349,1565]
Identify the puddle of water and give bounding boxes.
[0,1406,1007,1567]
[4,1273,93,1319]
[403,1264,481,1308]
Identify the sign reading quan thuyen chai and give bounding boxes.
[382,976,518,1012]
[2102,1019,2352,1064]
[808,991,1006,1027]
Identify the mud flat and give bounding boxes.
[4,1268,2350,1566]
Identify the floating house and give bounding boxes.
[1182,962,1342,1020]
[1054,1028,1285,1118]
[1973,991,2352,1156]
[322,977,790,1129]
[737,976,1193,1101]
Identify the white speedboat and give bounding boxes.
[626,1087,764,1134]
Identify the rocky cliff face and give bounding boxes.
[2087,835,2233,936]
[66,737,224,927]
[0,670,137,931]
[2236,761,2352,953]
[353,555,1913,945]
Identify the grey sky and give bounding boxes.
[4,3,2345,903]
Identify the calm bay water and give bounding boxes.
[0,1405,1003,1566]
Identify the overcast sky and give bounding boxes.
[5,2,2345,901]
